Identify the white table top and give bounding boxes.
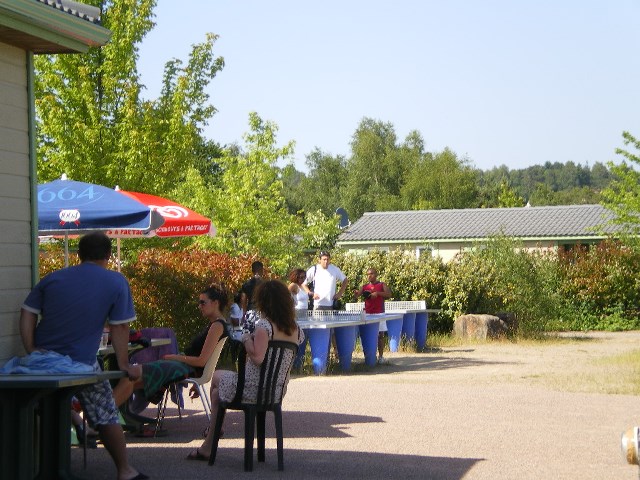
[297,312,403,329]
[344,301,440,314]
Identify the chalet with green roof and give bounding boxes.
[337,204,619,262]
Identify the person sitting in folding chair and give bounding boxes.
[187,280,305,461]
[112,283,230,408]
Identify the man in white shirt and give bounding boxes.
[303,251,348,310]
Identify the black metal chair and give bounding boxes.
[208,340,298,471]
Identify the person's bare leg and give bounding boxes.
[378,332,385,358]
[99,423,144,480]
[71,409,83,427]
[112,365,143,407]
[193,371,224,457]
[331,331,338,357]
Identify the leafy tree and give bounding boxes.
[343,118,414,218]
[289,148,348,217]
[299,210,342,255]
[34,0,224,198]
[280,164,307,215]
[601,132,640,234]
[527,183,600,206]
[497,181,525,207]
[477,165,508,207]
[280,154,344,254]
[551,186,601,205]
[477,161,614,207]
[401,148,479,210]
[590,162,614,190]
[202,113,302,274]
[528,183,556,206]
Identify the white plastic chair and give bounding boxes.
[156,336,228,433]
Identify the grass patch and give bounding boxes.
[592,349,640,394]
[425,331,597,349]
[543,348,640,395]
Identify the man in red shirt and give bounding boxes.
[354,268,392,363]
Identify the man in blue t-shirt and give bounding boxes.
[20,232,147,480]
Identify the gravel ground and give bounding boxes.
[71,331,640,479]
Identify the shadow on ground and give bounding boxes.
[301,353,519,377]
[384,354,518,373]
[71,406,483,480]
[73,444,482,480]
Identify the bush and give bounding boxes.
[424,312,453,335]
[557,240,640,321]
[441,236,564,336]
[122,248,266,349]
[39,240,80,274]
[550,240,640,331]
[38,236,640,340]
[333,248,447,309]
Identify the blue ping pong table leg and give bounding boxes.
[386,318,403,352]
[334,325,357,371]
[358,323,380,366]
[401,312,416,342]
[306,329,331,375]
[415,312,428,350]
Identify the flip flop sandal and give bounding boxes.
[186,449,209,461]
[124,474,149,480]
[135,426,168,438]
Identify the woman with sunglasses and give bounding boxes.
[112,283,230,407]
[187,279,304,461]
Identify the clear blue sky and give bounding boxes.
[137,1,640,173]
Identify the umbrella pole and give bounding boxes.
[64,232,69,268]
[117,237,121,272]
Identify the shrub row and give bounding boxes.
[39,237,640,343]
[334,237,640,335]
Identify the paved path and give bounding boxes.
[72,331,640,479]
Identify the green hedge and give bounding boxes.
[39,237,640,339]
[333,237,640,335]
[554,240,640,331]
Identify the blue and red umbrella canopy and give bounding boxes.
[37,179,164,234]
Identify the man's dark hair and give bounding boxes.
[78,232,112,262]
[251,261,264,275]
